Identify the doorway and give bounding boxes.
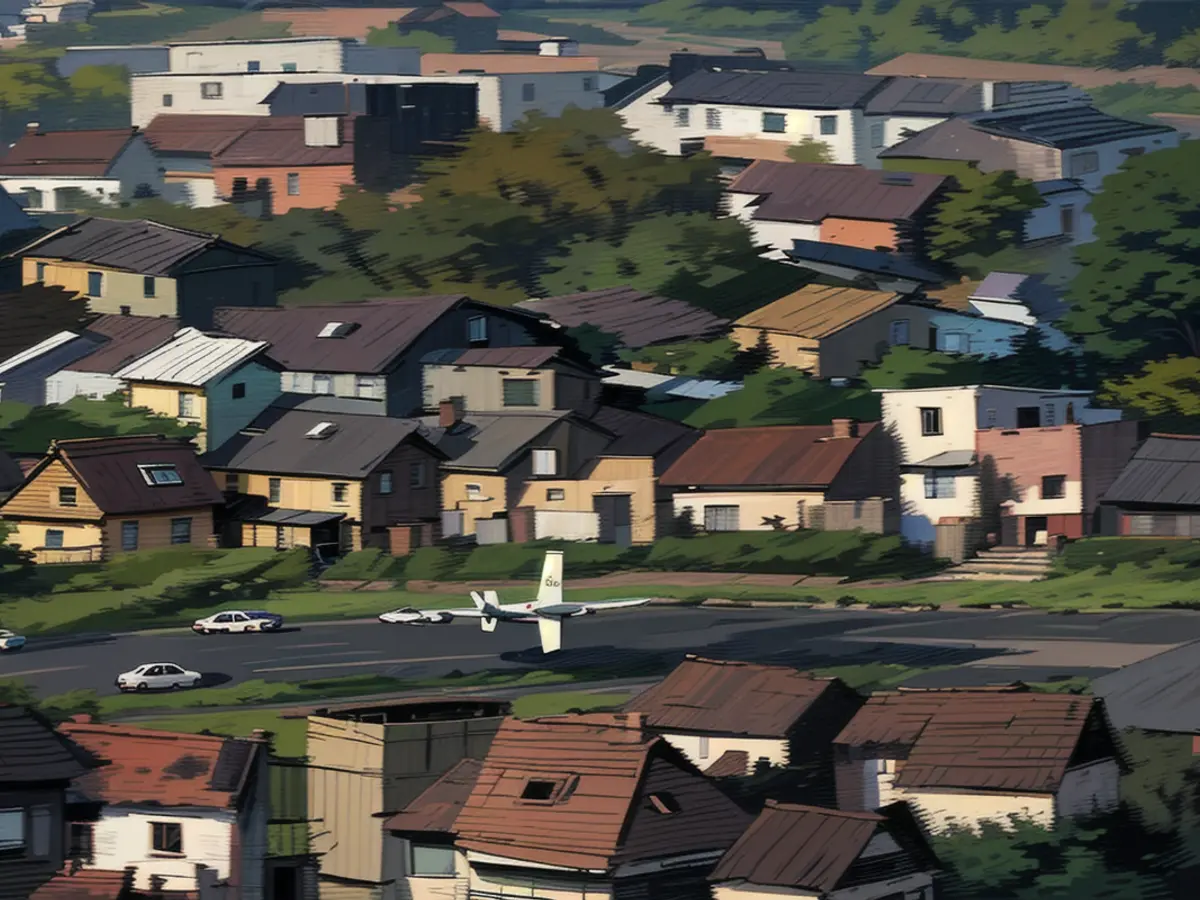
[594,494,633,547]
[1025,516,1049,546]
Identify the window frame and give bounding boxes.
[86,271,103,298]
[409,462,427,489]
[121,520,139,552]
[762,112,787,134]
[531,448,558,477]
[675,106,690,128]
[546,488,565,501]
[231,382,246,400]
[44,529,64,550]
[521,82,536,102]
[0,808,24,855]
[68,822,94,864]
[178,391,196,419]
[409,841,456,877]
[35,261,47,282]
[281,62,297,73]
[139,464,183,486]
[582,75,596,92]
[923,472,957,500]
[502,378,539,408]
[286,172,300,196]
[58,486,78,507]
[467,316,488,343]
[150,821,183,856]
[705,107,721,130]
[268,477,282,504]
[919,407,942,436]
[869,121,885,149]
[247,60,261,72]
[332,482,350,504]
[169,517,192,545]
[703,505,740,532]
[379,471,394,495]
[1068,150,1099,177]
[162,93,173,108]
[200,81,224,100]
[889,318,910,346]
[312,373,334,395]
[143,276,156,298]
[1042,474,1067,500]
[818,114,838,135]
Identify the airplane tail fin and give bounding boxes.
[470,591,486,610]
[537,616,562,654]
[536,551,564,607]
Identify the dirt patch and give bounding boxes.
[870,52,1200,91]
[542,18,784,70]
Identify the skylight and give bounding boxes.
[305,422,339,439]
[138,464,183,486]
[318,322,359,339]
[647,792,681,815]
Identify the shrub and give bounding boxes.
[403,546,461,581]
[321,549,405,582]
[455,542,647,580]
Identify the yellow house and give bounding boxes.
[14,216,277,328]
[0,435,222,563]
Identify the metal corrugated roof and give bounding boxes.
[70,315,180,374]
[115,327,269,386]
[907,450,976,468]
[970,104,1175,149]
[1093,642,1200,733]
[734,285,902,338]
[0,705,96,784]
[0,128,137,177]
[784,240,946,284]
[519,286,728,349]
[384,757,483,835]
[663,69,888,110]
[0,330,83,377]
[420,411,572,471]
[864,76,984,116]
[1102,434,1200,507]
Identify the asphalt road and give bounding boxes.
[5,606,1200,699]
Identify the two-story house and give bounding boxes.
[59,718,269,898]
[115,327,281,453]
[421,346,604,416]
[15,217,278,327]
[214,296,557,418]
[0,435,222,563]
[201,396,447,554]
[143,114,262,208]
[0,706,98,900]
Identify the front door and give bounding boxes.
[1025,516,1049,546]
[594,494,633,547]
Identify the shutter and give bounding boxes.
[30,806,51,858]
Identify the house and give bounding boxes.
[395,2,501,52]
[660,420,897,533]
[0,125,165,214]
[783,239,948,294]
[0,705,98,900]
[114,327,280,453]
[710,800,939,900]
[0,435,223,563]
[44,315,179,405]
[725,162,948,259]
[627,656,864,783]
[878,385,1121,554]
[0,330,105,406]
[833,687,1123,833]
[303,698,509,895]
[15,217,278,327]
[202,395,447,554]
[421,346,604,416]
[518,286,729,351]
[214,296,556,418]
[19,0,92,25]
[143,114,261,208]
[730,284,936,378]
[440,713,753,900]
[58,718,269,897]
[927,271,1072,354]
[1027,178,1095,245]
[1098,433,1200,537]
[860,75,985,161]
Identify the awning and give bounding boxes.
[234,503,345,527]
[906,450,977,469]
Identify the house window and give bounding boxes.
[0,808,24,853]
[287,173,300,196]
[232,382,246,399]
[465,483,483,500]
[200,82,224,99]
[924,472,956,499]
[818,115,838,135]
[313,373,333,395]
[870,121,885,148]
[1068,151,1099,176]
[68,823,94,864]
[467,316,488,343]
[122,520,139,552]
[546,488,565,501]
[919,407,942,436]
[409,462,427,488]
[162,93,173,107]
[35,261,46,281]
[582,76,596,91]
[522,82,536,102]
[676,107,690,128]
[520,779,562,802]
[942,332,968,353]
[889,319,910,346]
[762,112,787,133]
[332,483,349,504]
[170,517,192,545]
[247,60,261,72]
[502,378,539,408]
[58,486,77,507]
[705,108,721,130]
[1016,406,1041,428]
[142,276,156,298]
[44,530,64,549]
[531,448,558,476]
[698,736,710,760]
[268,478,281,504]
[282,62,297,72]
[354,375,379,398]
[379,471,393,495]
[409,842,456,877]
[87,271,103,297]
[704,505,740,532]
[1043,474,1067,499]
[23,188,44,210]
[150,821,183,855]
[178,392,196,418]
[139,464,183,486]
[854,500,864,519]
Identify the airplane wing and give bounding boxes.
[580,597,653,611]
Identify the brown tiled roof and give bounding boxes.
[0,705,97,784]
[626,656,848,737]
[703,750,749,778]
[59,720,259,808]
[443,1,499,17]
[30,868,136,900]
[0,128,138,177]
[733,285,903,338]
[660,423,877,489]
[213,117,355,168]
[384,757,482,834]
[261,7,416,38]
[728,161,946,224]
[70,315,180,374]
[420,53,600,75]
[834,689,1105,793]
[518,286,728,349]
[143,115,262,157]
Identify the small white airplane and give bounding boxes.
[378,550,651,653]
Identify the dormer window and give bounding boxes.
[306,422,339,439]
[467,316,487,344]
[138,464,183,486]
[518,775,577,805]
[318,322,359,339]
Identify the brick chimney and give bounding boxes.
[439,396,465,428]
[831,418,858,439]
[70,713,92,724]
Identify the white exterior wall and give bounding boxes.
[89,807,235,891]
[1025,191,1096,245]
[881,387,981,465]
[725,191,818,257]
[1056,759,1120,817]
[2,134,163,209]
[899,470,979,547]
[1063,131,1181,192]
[901,788,1056,833]
[533,509,599,542]
[860,114,947,168]
[0,176,121,212]
[45,370,122,403]
[615,80,674,151]
[167,39,345,74]
[492,72,603,131]
[672,490,827,532]
[466,854,613,900]
[658,733,788,773]
[714,869,933,900]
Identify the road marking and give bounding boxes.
[252,653,495,673]
[0,665,85,678]
[289,642,350,650]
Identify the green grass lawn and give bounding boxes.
[135,709,308,756]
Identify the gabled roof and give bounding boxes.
[784,240,947,285]
[626,656,854,737]
[663,69,888,110]
[863,76,984,116]
[2,435,222,517]
[115,327,270,386]
[0,705,97,785]
[711,800,937,892]
[0,127,139,177]
[834,688,1110,794]
[11,217,276,276]
[213,116,356,168]
[878,116,1010,163]
[969,104,1175,150]
[0,330,85,378]
[69,315,180,374]
[418,410,576,472]
[586,406,699,471]
[728,161,947,224]
[59,719,261,809]
[384,757,483,834]
[518,286,728,349]
[734,285,904,338]
[143,114,262,157]
[1102,434,1200,508]
[660,423,878,489]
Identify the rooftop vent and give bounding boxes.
[306,422,339,439]
[318,321,359,338]
[881,172,914,186]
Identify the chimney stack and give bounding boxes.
[439,396,465,428]
[26,122,41,135]
[70,713,92,724]
[831,418,857,439]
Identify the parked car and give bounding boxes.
[116,663,201,692]
[0,629,26,652]
[193,610,283,634]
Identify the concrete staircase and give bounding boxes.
[925,546,1056,583]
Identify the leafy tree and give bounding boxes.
[365,26,453,52]
[684,368,880,428]
[66,64,129,102]
[1101,357,1200,430]
[786,138,834,164]
[0,395,198,456]
[927,168,1042,265]
[0,61,62,111]
[565,324,622,367]
[862,346,986,389]
[1164,29,1200,66]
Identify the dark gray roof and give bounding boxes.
[420,346,563,369]
[418,411,574,471]
[586,406,698,474]
[879,116,1009,163]
[1102,435,1200,508]
[1093,642,1200,733]
[209,739,257,793]
[969,105,1175,150]
[229,497,345,526]
[662,70,888,110]
[518,286,728,349]
[864,77,983,116]
[201,399,441,478]
[264,81,368,116]
[784,240,946,285]
[0,705,96,784]
[11,217,275,276]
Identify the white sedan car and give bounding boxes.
[0,629,26,652]
[192,611,278,634]
[115,663,201,692]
